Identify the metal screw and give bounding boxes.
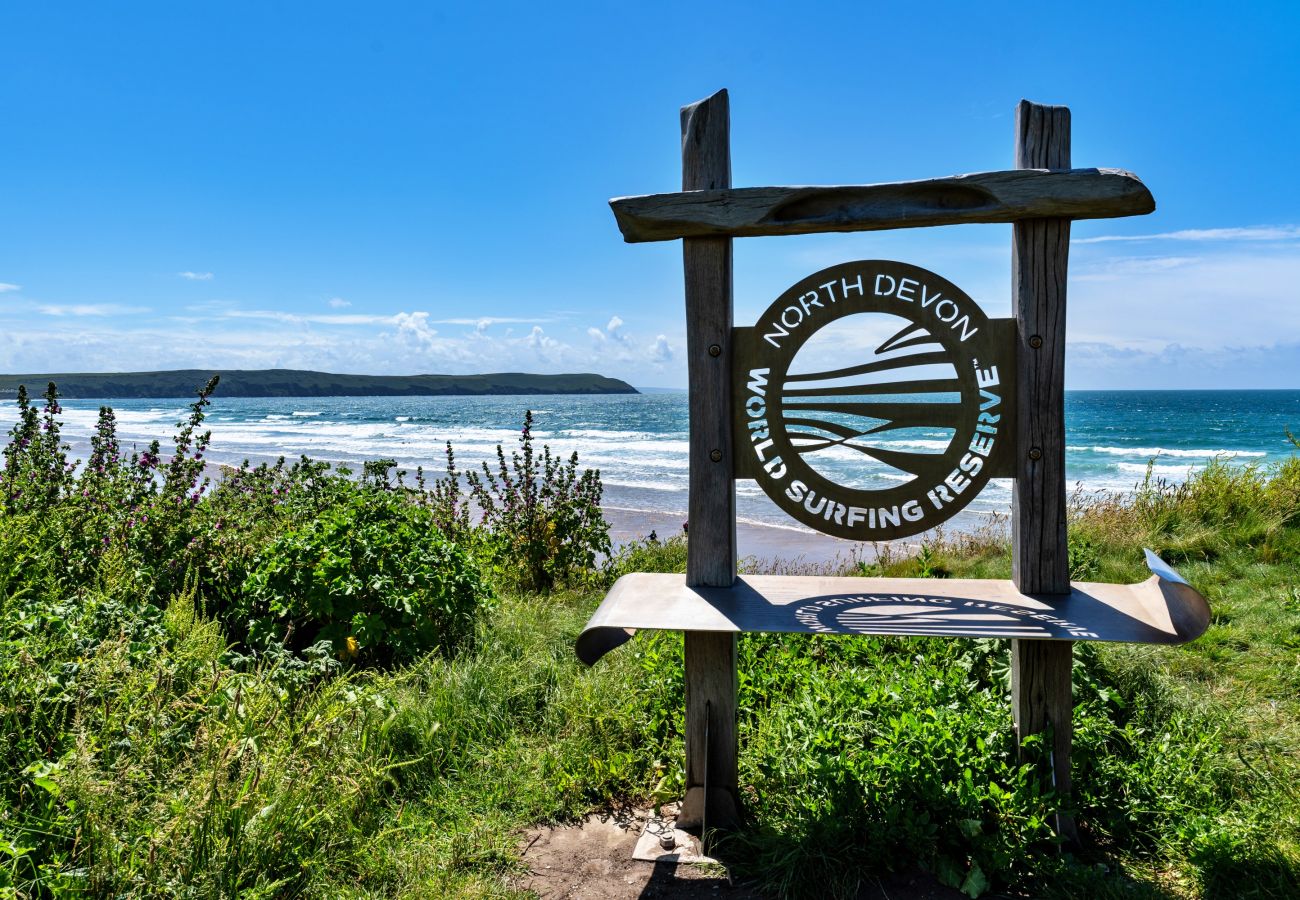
[710,449,722,462]
[708,343,722,357]
[1028,447,1043,461]
[1028,334,1043,349]
[659,832,677,851]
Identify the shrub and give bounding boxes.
[610,530,688,577]
[242,487,491,665]
[0,382,73,514]
[463,409,609,592]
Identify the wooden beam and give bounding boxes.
[677,88,740,833]
[610,167,1154,242]
[1010,99,1077,842]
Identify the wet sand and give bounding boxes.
[603,505,881,568]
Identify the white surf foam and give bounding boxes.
[1069,445,1266,459]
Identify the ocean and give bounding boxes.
[39,390,1300,555]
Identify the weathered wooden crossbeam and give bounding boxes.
[610,168,1154,242]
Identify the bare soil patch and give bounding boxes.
[515,809,965,899]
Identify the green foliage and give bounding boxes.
[0,382,71,514]
[0,579,662,897]
[0,381,625,896]
[1068,532,1101,580]
[1,379,1297,898]
[608,529,689,577]
[464,409,610,593]
[243,488,491,664]
[416,442,474,544]
[725,633,1055,897]
[1073,455,1300,565]
[915,541,944,578]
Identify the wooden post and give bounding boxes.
[1010,99,1076,840]
[677,88,740,832]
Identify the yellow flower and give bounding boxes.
[344,635,360,659]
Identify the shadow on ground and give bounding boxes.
[516,810,966,899]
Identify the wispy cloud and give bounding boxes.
[0,283,20,293]
[1074,255,1200,281]
[430,316,552,326]
[222,309,553,329]
[0,285,665,384]
[1074,225,1300,245]
[1068,243,1300,353]
[37,303,150,317]
[0,305,681,383]
[1068,340,1300,390]
[178,271,214,280]
[222,310,393,326]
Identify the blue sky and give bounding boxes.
[2,1,1298,389]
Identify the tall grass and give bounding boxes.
[2,578,669,896]
[2,383,1297,898]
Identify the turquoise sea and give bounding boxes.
[46,390,1300,545]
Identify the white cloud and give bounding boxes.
[178,271,214,281]
[1073,255,1200,281]
[327,297,351,308]
[0,283,20,293]
[588,314,631,348]
[649,334,673,363]
[524,325,559,356]
[1074,225,1300,245]
[37,303,150,317]
[0,311,676,384]
[585,315,677,370]
[1068,340,1300,390]
[1067,244,1300,353]
[218,309,551,331]
[222,310,392,326]
[393,311,438,347]
[189,309,591,371]
[430,316,552,326]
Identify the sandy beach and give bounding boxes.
[603,504,884,568]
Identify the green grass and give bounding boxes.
[2,582,667,896]
[3,456,1299,897]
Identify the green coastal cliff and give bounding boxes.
[0,369,638,398]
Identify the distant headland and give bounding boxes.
[0,369,639,399]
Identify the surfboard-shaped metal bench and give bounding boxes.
[578,550,1209,666]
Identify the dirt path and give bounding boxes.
[515,810,965,899]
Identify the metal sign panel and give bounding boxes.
[577,549,1212,666]
[733,260,1016,541]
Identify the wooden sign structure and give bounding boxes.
[580,91,1212,836]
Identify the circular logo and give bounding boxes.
[739,260,1005,541]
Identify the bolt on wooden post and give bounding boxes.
[1010,99,1077,840]
[677,88,740,832]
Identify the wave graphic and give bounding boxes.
[782,320,962,489]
